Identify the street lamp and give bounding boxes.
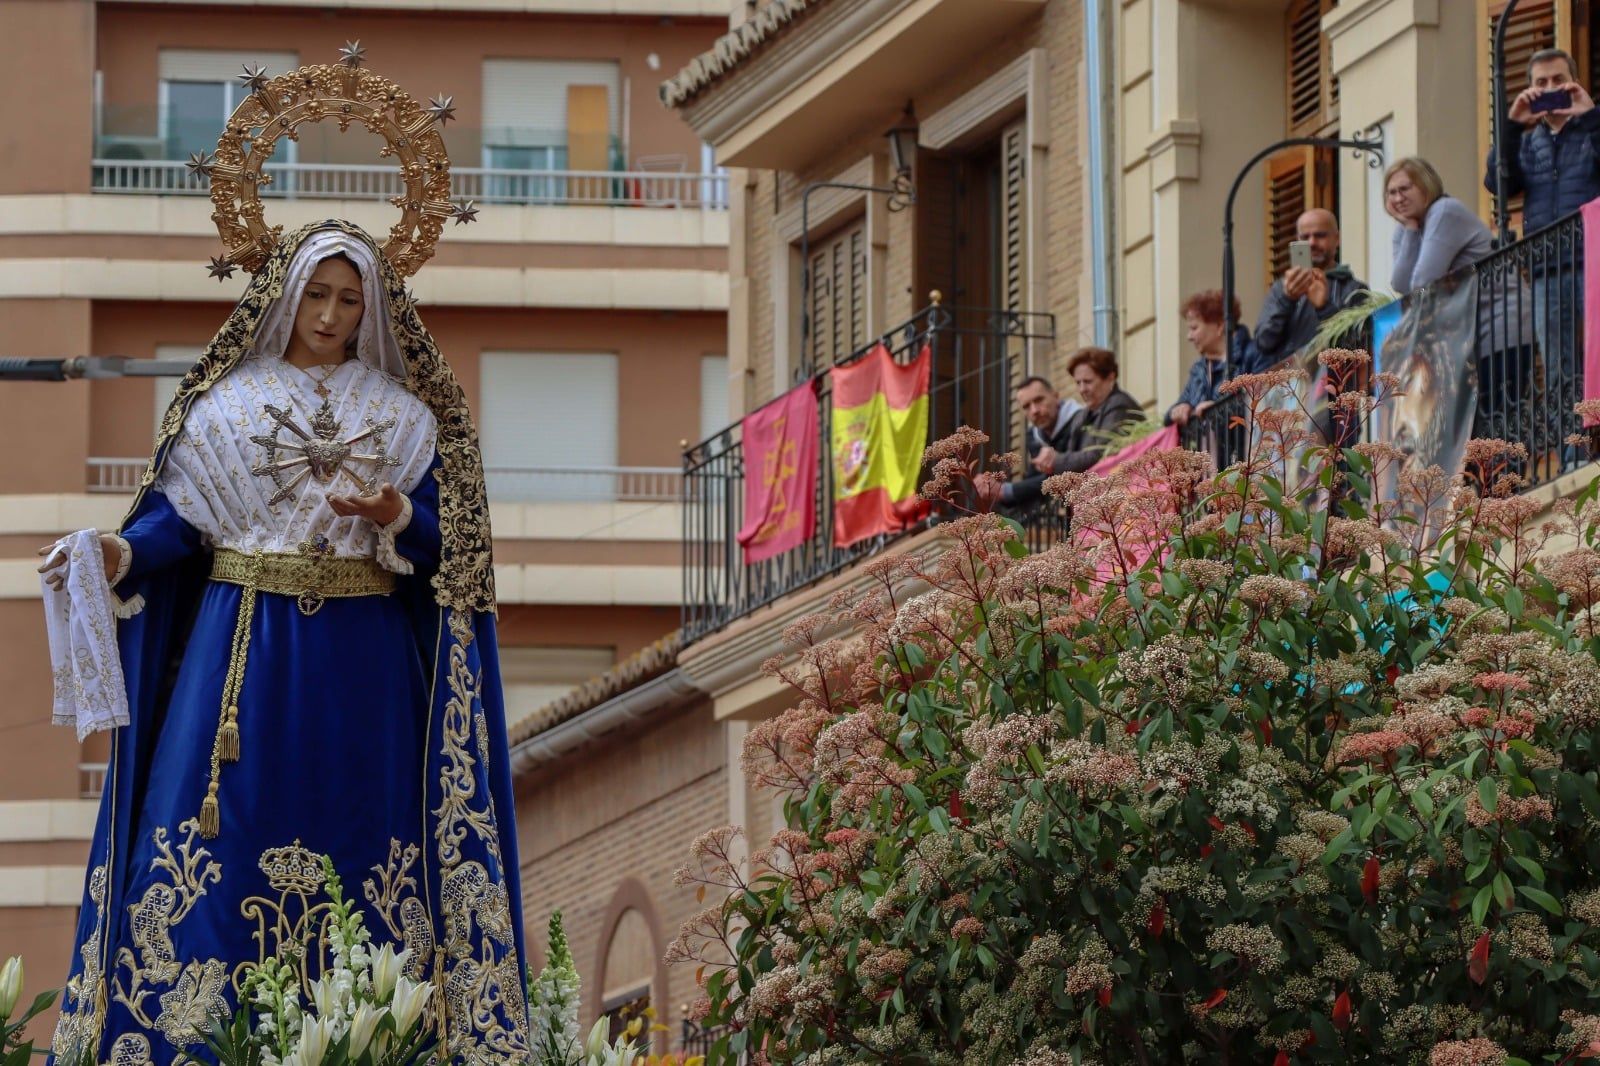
[797,103,919,382]
[1220,131,1385,378]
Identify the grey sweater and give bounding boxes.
[1390,196,1492,294]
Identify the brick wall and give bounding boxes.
[514,698,727,1053]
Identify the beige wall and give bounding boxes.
[0,1,94,196]
[515,699,726,1049]
[95,5,722,169]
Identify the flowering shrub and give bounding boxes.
[669,357,1600,1064]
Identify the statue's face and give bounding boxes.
[293,255,365,359]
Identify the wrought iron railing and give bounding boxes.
[682,304,1056,642]
[1183,209,1590,492]
[679,1019,731,1060]
[90,159,730,209]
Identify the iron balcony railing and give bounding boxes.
[90,159,730,210]
[682,304,1057,642]
[1184,208,1591,493]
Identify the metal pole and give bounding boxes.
[1491,0,1521,244]
[1220,135,1385,378]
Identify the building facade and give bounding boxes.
[0,0,728,1046]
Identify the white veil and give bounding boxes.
[250,229,409,380]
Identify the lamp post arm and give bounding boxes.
[798,176,916,384]
[1220,135,1384,378]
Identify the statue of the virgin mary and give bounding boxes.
[37,52,526,1066]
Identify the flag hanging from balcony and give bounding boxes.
[1372,268,1478,513]
[1582,199,1600,426]
[736,381,820,564]
[829,341,932,548]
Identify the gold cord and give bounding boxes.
[199,573,258,839]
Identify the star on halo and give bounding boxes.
[337,40,366,68]
[207,255,236,281]
[239,64,270,94]
[426,94,457,125]
[185,151,215,179]
[451,200,479,226]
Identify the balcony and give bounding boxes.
[682,304,1058,642]
[88,458,682,503]
[90,159,729,210]
[683,210,1597,645]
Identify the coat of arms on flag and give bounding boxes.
[829,342,932,547]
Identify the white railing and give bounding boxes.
[90,458,681,503]
[484,465,681,503]
[90,159,729,209]
[80,762,108,800]
[87,457,147,493]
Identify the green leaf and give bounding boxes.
[1494,870,1515,909]
[1471,884,1493,928]
[928,806,951,836]
[1478,776,1499,815]
[1512,855,1546,884]
[1518,885,1563,916]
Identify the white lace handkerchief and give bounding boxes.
[42,530,136,740]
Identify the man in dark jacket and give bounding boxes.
[1483,47,1598,462]
[996,375,1084,507]
[1254,208,1365,370]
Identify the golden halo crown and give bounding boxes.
[194,42,477,281]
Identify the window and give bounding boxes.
[498,646,615,728]
[600,988,650,1044]
[1285,0,1338,137]
[152,345,201,432]
[1263,144,1336,286]
[699,355,729,443]
[481,59,622,184]
[805,217,868,372]
[478,352,618,501]
[1481,0,1560,226]
[158,51,297,163]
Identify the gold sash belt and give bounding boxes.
[198,548,395,838]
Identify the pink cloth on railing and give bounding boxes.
[1582,199,1600,425]
[1080,425,1181,583]
[736,381,820,564]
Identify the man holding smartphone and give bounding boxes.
[1483,47,1600,467]
[1253,208,1365,370]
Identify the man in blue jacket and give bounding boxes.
[1484,47,1600,464]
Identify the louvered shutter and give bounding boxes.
[1285,0,1338,137]
[1264,145,1336,286]
[700,355,729,442]
[481,59,621,153]
[1482,0,1561,226]
[999,119,1030,447]
[807,218,868,370]
[159,50,298,82]
[479,352,618,501]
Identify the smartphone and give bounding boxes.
[1531,88,1573,114]
[1288,240,1314,271]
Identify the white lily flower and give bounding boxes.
[0,956,22,1018]
[294,1017,335,1066]
[387,974,431,1036]
[308,973,342,1021]
[583,1016,611,1060]
[345,1002,387,1059]
[369,944,409,1002]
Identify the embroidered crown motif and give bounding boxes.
[258,841,326,895]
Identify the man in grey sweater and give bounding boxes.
[1254,208,1366,370]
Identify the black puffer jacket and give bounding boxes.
[1484,110,1600,234]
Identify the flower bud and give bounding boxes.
[0,956,22,1018]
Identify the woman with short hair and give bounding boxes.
[1386,156,1493,293]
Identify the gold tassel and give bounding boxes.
[219,709,240,762]
[199,787,220,839]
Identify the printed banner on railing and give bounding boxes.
[736,381,820,564]
[1372,268,1479,508]
[830,342,932,548]
[1582,199,1600,425]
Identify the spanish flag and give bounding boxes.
[829,342,931,547]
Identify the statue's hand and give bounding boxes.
[328,483,405,527]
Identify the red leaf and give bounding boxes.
[1199,845,1214,858]
[1332,990,1352,1030]
[1469,931,1490,985]
[1097,986,1112,1007]
[1362,855,1381,904]
[948,789,966,826]
[1206,815,1226,833]
[1386,664,1401,685]
[1240,821,1258,843]
[1147,900,1166,938]
[1200,988,1228,1012]
[1259,718,1274,745]
[1124,717,1148,735]
[1273,1053,1290,1066]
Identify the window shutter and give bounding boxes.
[159,50,298,82]
[479,351,618,501]
[807,218,868,369]
[1000,120,1029,316]
[153,345,201,434]
[700,355,729,442]
[1263,145,1336,286]
[1285,0,1338,137]
[481,59,621,150]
